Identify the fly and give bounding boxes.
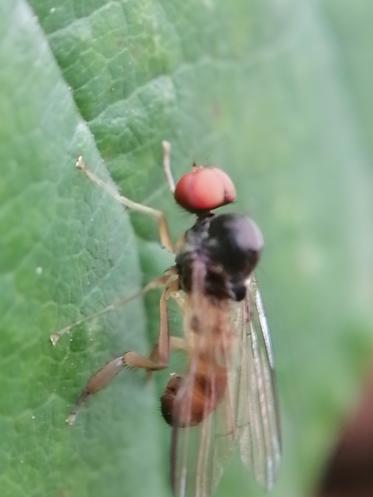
[51,142,281,497]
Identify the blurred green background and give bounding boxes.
[0,1,372,496]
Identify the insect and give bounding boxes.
[51,142,281,497]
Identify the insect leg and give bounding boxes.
[161,140,176,194]
[76,155,174,252]
[67,337,186,425]
[66,285,184,424]
[50,270,177,346]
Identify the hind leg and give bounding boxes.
[67,284,185,424]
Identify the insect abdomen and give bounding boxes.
[160,358,227,427]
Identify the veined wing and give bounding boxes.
[233,275,281,488]
[168,270,281,496]
[170,285,238,497]
[170,383,232,497]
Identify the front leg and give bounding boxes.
[76,141,176,252]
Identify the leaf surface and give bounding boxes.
[0,1,372,496]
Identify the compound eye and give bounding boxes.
[174,166,236,213]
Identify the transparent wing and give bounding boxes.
[170,280,238,497]
[233,275,281,488]
[169,271,281,497]
[170,390,225,497]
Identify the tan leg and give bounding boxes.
[76,150,174,252]
[152,283,182,365]
[161,140,176,194]
[50,270,177,346]
[66,338,187,425]
[66,284,185,424]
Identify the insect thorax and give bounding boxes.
[175,213,263,302]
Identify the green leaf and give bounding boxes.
[1,1,372,497]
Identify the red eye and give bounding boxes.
[174,166,236,213]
